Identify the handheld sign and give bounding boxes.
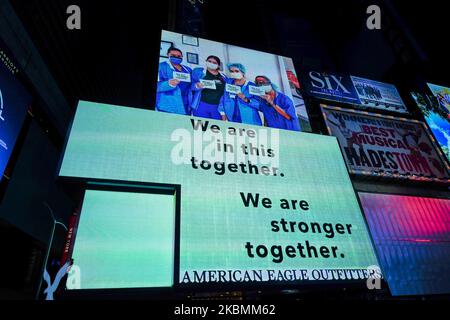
[249,85,266,96]
[226,84,241,95]
[173,71,191,82]
[200,79,217,90]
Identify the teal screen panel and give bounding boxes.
[61,101,380,285]
[69,189,175,289]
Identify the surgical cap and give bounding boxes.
[227,63,246,74]
[255,75,279,91]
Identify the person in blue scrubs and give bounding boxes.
[156,47,193,115]
[190,55,227,120]
[219,63,261,125]
[254,75,301,131]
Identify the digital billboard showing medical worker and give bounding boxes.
[157,30,311,132]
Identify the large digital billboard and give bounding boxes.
[68,189,176,289]
[359,193,450,296]
[0,53,31,182]
[411,92,450,163]
[157,30,311,132]
[60,100,380,288]
[321,104,450,183]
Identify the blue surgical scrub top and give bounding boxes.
[156,61,192,115]
[219,79,262,126]
[258,91,300,131]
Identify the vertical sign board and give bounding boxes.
[0,51,31,181]
[321,104,450,183]
[61,101,380,289]
[359,193,450,296]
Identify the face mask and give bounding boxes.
[169,56,183,65]
[206,62,219,70]
[261,85,273,93]
[229,72,243,80]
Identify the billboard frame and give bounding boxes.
[321,104,450,184]
[57,102,386,297]
[62,178,182,296]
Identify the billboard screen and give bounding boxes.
[321,104,450,182]
[157,30,311,132]
[0,53,31,181]
[351,76,407,113]
[411,92,450,163]
[301,70,360,105]
[427,83,450,113]
[67,189,176,289]
[301,71,407,114]
[359,193,450,296]
[60,100,380,287]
